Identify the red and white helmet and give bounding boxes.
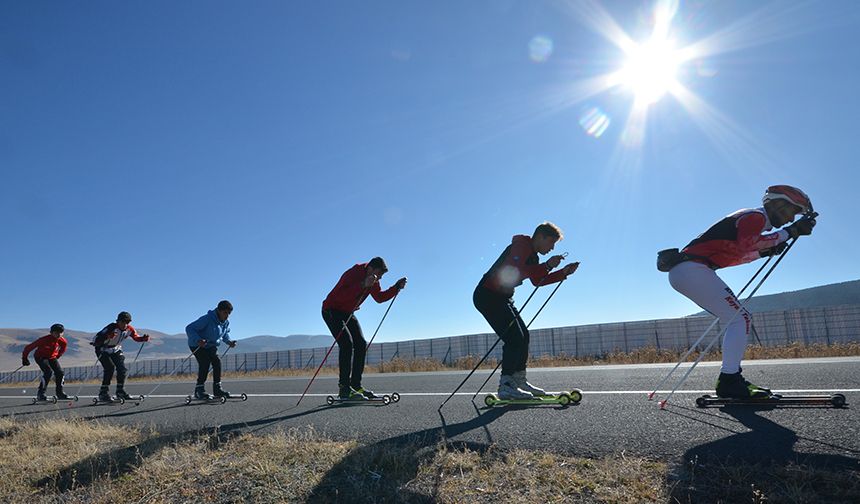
[763,185,812,214]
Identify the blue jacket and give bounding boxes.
[186,310,233,349]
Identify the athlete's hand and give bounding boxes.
[363,273,379,288]
[142,334,151,342]
[22,356,30,367]
[546,255,565,270]
[563,262,580,276]
[786,216,816,239]
[395,277,407,290]
[228,340,237,348]
[197,339,207,348]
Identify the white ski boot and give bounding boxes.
[498,375,534,400]
[512,370,548,396]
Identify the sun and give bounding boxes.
[614,37,682,105]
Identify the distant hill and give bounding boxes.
[692,279,860,315]
[0,328,330,370]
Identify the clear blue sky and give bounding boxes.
[2,1,858,341]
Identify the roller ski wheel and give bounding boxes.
[696,393,848,408]
[32,396,58,404]
[390,392,400,403]
[218,392,248,402]
[483,391,576,408]
[92,396,125,405]
[326,394,391,405]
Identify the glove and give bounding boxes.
[228,340,237,348]
[142,334,151,342]
[563,262,580,276]
[759,241,788,258]
[545,255,564,270]
[198,339,207,348]
[786,216,816,239]
[22,356,30,367]
[395,277,407,290]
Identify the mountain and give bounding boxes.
[0,328,330,370]
[692,279,860,315]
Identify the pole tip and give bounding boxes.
[658,400,667,409]
[647,392,655,401]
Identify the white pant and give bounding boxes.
[668,260,751,374]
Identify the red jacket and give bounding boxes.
[322,263,400,313]
[22,334,68,360]
[480,235,567,297]
[683,208,787,269]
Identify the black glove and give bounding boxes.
[759,241,788,258]
[228,340,237,348]
[22,356,30,367]
[395,277,407,290]
[786,216,816,239]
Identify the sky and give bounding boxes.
[2,1,859,343]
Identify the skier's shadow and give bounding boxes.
[305,404,508,503]
[679,406,859,467]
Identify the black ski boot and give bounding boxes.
[213,382,232,399]
[193,385,213,400]
[354,386,377,399]
[36,390,48,402]
[98,386,113,402]
[115,387,133,401]
[55,390,71,401]
[715,372,771,399]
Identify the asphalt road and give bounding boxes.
[1,357,858,467]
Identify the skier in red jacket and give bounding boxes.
[322,256,406,400]
[22,323,70,401]
[666,185,816,398]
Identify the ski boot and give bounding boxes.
[55,391,72,401]
[497,375,534,400]
[353,386,378,399]
[512,370,548,396]
[36,390,49,402]
[193,385,214,401]
[213,382,232,399]
[715,372,771,399]
[98,386,113,403]
[338,386,364,400]
[115,388,134,401]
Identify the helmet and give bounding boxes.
[763,185,812,214]
[117,311,132,323]
[50,323,65,334]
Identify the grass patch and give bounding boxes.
[0,418,857,503]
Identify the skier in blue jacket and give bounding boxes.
[186,300,237,399]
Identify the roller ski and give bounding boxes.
[31,393,58,404]
[697,392,847,408]
[326,386,396,406]
[212,382,248,402]
[93,388,125,405]
[56,392,79,402]
[185,385,226,405]
[484,375,581,407]
[116,388,145,403]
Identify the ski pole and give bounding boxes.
[365,292,399,353]
[657,236,801,408]
[142,345,204,398]
[438,254,570,411]
[0,365,25,385]
[472,278,567,399]
[646,254,774,400]
[132,341,146,364]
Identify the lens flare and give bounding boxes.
[579,107,611,138]
[529,35,554,63]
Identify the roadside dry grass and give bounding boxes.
[0,418,857,503]
[3,342,858,387]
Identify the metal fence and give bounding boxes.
[4,304,859,383]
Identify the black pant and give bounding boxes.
[473,284,530,376]
[191,346,221,386]
[322,308,366,389]
[97,350,127,387]
[36,357,64,395]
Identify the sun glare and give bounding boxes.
[616,38,682,105]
